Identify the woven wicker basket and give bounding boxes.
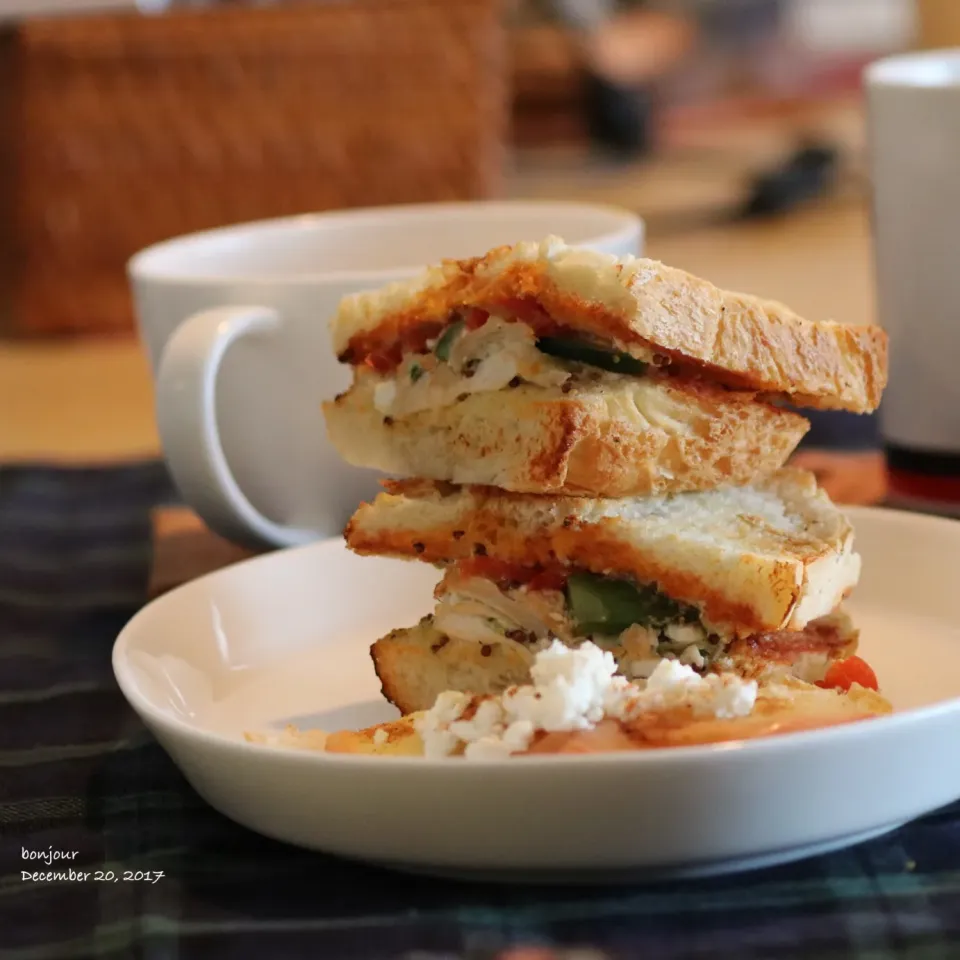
[3,0,508,337]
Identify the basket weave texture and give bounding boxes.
[3,0,508,337]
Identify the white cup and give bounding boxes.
[866,49,960,511]
[129,201,644,549]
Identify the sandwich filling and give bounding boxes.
[431,558,857,684]
[406,641,884,760]
[415,640,759,760]
[344,309,664,419]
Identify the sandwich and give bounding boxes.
[323,237,887,497]
[344,468,869,714]
[245,236,892,762]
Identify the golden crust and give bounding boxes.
[371,620,533,714]
[344,469,859,636]
[331,239,887,413]
[324,373,809,497]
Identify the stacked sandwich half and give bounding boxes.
[323,237,889,726]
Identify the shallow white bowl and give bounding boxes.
[113,506,960,882]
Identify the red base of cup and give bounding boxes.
[887,468,960,505]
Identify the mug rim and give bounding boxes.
[865,47,960,89]
[127,200,644,286]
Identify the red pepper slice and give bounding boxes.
[816,656,879,692]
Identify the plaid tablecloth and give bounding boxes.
[1,462,959,960]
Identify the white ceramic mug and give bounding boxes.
[129,201,644,549]
[866,50,960,513]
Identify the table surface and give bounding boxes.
[2,460,959,960]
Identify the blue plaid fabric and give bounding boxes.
[795,408,882,453]
[0,462,957,960]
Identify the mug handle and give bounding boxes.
[155,305,318,550]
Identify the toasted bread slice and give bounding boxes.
[331,237,887,412]
[345,469,860,637]
[369,614,859,715]
[372,618,533,715]
[324,371,809,497]
[321,680,890,757]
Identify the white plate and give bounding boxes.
[113,506,960,882]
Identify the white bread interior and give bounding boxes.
[324,372,809,497]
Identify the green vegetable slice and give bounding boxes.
[565,572,698,636]
[434,320,464,362]
[536,337,647,376]
[409,363,424,382]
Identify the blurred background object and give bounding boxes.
[511,0,915,151]
[0,0,137,19]
[915,0,960,48]
[2,0,507,338]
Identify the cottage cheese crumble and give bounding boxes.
[414,639,758,760]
